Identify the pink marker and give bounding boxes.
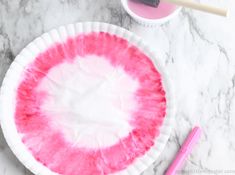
[165,126,201,175]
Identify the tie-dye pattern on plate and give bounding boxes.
[0,22,174,175]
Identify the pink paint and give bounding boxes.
[128,0,177,19]
[15,32,166,175]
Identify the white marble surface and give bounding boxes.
[0,0,235,175]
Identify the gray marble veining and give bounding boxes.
[0,0,235,175]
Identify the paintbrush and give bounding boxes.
[140,0,227,16]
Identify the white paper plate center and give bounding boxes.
[37,55,139,148]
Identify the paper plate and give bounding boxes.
[0,22,175,175]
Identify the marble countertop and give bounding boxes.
[0,0,235,175]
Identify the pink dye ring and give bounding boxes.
[15,32,166,175]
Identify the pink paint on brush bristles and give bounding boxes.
[15,32,167,175]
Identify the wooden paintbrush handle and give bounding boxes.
[163,0,227,17]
